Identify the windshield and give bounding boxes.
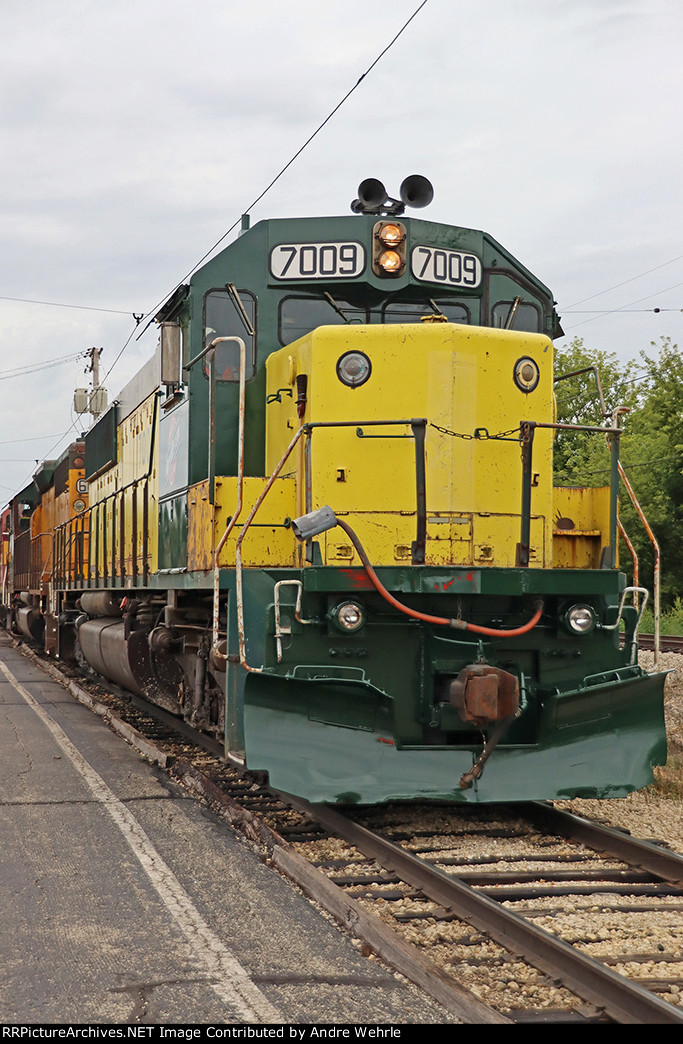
[278,294,470,346]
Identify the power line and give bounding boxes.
[0,351,86,381]
[0,295,139,317]
[566,254,683,308]
[563,279,683,330]
[5,2,431,496]
[561,454,681,479]
[564,308,683,314]
[126,0,431,355]
[2,434,62,445]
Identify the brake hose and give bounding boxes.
[335,518,543,637]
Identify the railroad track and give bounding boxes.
[638,634,683,655]
[17,639,683,1025]
[285,800,683,1024]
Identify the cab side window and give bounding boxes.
[491,300,540,333]
[203,289,256,380]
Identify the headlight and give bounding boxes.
[332,601,366,633]
[372,220,406,277]
[378,249,403,274]
[378,223,405,248]
[336,351,371,388]
[564,604,596,634]
[73,499,86,514]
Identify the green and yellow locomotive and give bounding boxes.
[5,177,667,803]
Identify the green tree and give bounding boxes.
[553,337,636,484]
[553,336,683,610]
[618,338,683,607]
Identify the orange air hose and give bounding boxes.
[335,518,543,637]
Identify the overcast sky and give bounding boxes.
[1,0,682,497]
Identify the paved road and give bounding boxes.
[0,635,454,1025]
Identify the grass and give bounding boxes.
[639,597,683,636]
[647,754,683,801]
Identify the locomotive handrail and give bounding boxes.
[301,418,428,565]
[54,478,146,589]
[523,415,661,664]
[517,420,623,568]
[234,424,306,677]
[210,337,247,673]
[600,585,649,664]
[617,464,661,668]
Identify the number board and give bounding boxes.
[411,245,482,288]
[270,242,365,280]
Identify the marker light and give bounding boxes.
[513,356,540,393]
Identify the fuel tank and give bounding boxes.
[76,617,182,714]
[16,607,45,643]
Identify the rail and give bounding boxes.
[291,798,683,1025]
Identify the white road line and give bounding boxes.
[0,659,282,1024]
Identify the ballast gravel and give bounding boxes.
[291,650,683,1016]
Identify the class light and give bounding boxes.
[513,356,540,393]
[336,351,371,388]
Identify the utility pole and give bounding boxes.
[87,347,103,421]
[73,347,108,426]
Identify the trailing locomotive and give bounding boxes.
[2,177,667,803]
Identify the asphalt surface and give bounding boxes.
[0,634,455,1025]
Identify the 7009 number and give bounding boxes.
[411,245,482,288]
[270,241,365,280]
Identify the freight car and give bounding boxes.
[2,177,667,803]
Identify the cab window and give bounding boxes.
[279,295,367,346]
[203,289,256,380]
[381,299,470,324]
[491,301,540,333]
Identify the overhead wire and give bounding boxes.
[566,254,683,308]
[0,351,87,381]
[119,0,432,362]
[2,434,62,444]
[565,308,683,314]
[562,454,682,479]
[0,295,139,318]
[4,0,431,496]
[563,278,683,330]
